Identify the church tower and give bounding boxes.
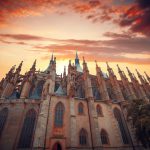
[75,51,82,72]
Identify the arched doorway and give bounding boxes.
[52,143,62,150]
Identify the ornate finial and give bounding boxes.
[144,71,149,78]
[69,60,71,65]
[95,60,98,67]
[106,61,110,69]
[9,65,16,72]
[126,67,130,74]
[64,66,66,71]
[82,56,86,63]
[16,61,23,72]
[143,75,147,83]
[136,69,140,76]
[30,59,36,70]
[54,57,56,64]
[51,52,54,61]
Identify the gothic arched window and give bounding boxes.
[96,105,103,116]
[100,129,109,145]
[78,102,84,114]
[0,108,8,136]
[113,108,129,144]
[79,128,87,145]
[18,109,37,148]
[54,102,64,127]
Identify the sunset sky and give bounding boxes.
[0,0,150,81]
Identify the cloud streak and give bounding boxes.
[0,32,150,65]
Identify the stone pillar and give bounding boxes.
[69,99,77,147]
[1,83,14,98]
[33,98,50,149]
[20,81,32,98]
[87,98,102,149]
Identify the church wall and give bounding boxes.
[0,99,40,150]
[95,102,122,147]
[46,96,70,150]
[74,99,92,148]
[45,96,93,150]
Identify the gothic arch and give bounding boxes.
[113,107,129,144]
[96,104,103,116]
[100,129,109,145]
[0,108,8,136]
[79,128,88,145]
[52,142,62,150]
[17,109,37,148]
[54,102,65,127]
[78,102,84,114]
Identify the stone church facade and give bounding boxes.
[0,52,149,150]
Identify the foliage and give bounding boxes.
[127,99,150,149]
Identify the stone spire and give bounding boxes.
[16,61,23,74]
[136,69,145,84]
[126,67,148,101]
[75,51,82,72]
[144,72,150,83]
[106,62,124,101]
[44,52,55,73]
[83,56,89,76]
[117,65,136,100]
[82,57,93,98]
[96,61,109,100]
[126,67,134,81]
[20,60,37,98]
[63,66,66,77]
[106,62,114,76]
[30,59,36,72]
[95,60,103,76]
[1,65,16,98]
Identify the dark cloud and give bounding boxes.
[119,0,150,36]
[103,32,132,39]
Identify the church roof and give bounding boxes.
[55,85,65,96]
[76,63,83,72]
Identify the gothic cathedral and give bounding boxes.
[0,52,149,150]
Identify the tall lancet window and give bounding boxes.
[55,102,64,127]
[79,128,88,145]
[78,102,84,114]
[18,109,37,148]
[0,108,8,136]
[96,105,103,117]
[113,108,129,144]
[100,129,109,145]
